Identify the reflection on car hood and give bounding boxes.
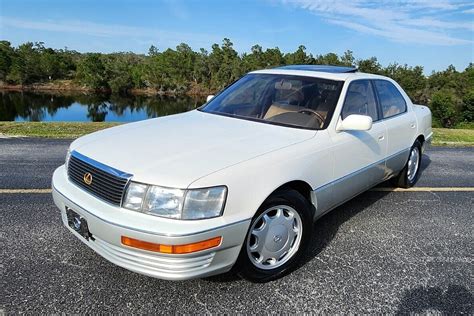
[71,110,316,188]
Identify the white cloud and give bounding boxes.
[0,17,221,48]
[279,0,473,45]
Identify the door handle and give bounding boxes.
[378,135,385,141]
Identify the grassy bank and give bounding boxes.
[0,122,473,146]
[0,122,119,138]
[431,128,474,146]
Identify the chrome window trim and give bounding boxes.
[340,78,381,122]
[372,79,408,120]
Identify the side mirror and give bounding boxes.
[336,114,373,132]
[206,95,215,102]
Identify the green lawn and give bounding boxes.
[0,122,120,138]
[0,122,473,146]
[432,128,474,146]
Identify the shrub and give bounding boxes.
[430,90,458,127]
[461,90,474,122]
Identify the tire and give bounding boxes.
[393,140,422,188]
[235,189,313,283]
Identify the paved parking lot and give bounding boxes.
[1,138,473,313]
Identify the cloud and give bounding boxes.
[0,16,221,48]
[278,0,473,45]
[163,0,190,20]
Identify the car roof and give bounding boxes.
[249,65,388,81]
[275,65,358,73]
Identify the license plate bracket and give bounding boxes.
[66,207,94,241]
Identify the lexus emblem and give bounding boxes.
[83,172,93,185]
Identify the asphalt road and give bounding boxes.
[1,138,473,314]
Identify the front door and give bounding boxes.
[326,80,387,209]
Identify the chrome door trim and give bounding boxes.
[384,148,411,179]
[311,147,410,219]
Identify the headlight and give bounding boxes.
[182,187,227,219]
[65,149,71,170]
[123,182,227,220]
[143,186,185,218]
[123,182,148,211]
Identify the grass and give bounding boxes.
[454,122,474,130]
[0,122,473,146]
[0,122,120,138]
[432,128,474,146]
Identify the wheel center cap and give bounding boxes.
[273,235,282,243]
[265,224,289,252]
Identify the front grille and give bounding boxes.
[67,151,131,206]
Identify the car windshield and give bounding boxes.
[200,74,344,130]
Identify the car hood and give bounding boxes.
[71,110,316,188]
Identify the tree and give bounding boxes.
[461,90,474,122]
[0,41,14,81]
[193,48,210,86]
[384,63,426,103]
[284,45,312,64]
[263,47,284,67]
[75,53,108,90]
[341,50,355,66]
[430,90,458,127]
[40,48,61,80]
[148,45,159,57]
[7,42,43,84]
[356,57,382,74]
[208,38,240,90]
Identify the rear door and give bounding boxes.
[372,80,417,177]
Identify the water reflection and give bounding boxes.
[0,90,205,122]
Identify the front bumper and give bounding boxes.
[52,166,250,280]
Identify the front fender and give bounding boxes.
[188,133,334,222]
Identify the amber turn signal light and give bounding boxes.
[121,236,222,254]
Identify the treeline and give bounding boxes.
[0,39,472,127]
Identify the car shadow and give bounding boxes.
[297,189,391,269]
[367,152,432,188]
[418,152,432,179]
[205,189,392,283]
[395,285,473,314]
[206,152,431,283]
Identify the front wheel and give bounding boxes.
[394,140,422,188]
[235,189,313,282]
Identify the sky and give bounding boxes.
[0,0,473,73]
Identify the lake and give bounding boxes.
[0,90,206,122]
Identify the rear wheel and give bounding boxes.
[236,189,313,282]
[394,140,422,188]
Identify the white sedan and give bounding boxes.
[52,65,432,282]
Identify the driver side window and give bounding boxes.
[341,80,378,121]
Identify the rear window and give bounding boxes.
[373,80,407,119]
